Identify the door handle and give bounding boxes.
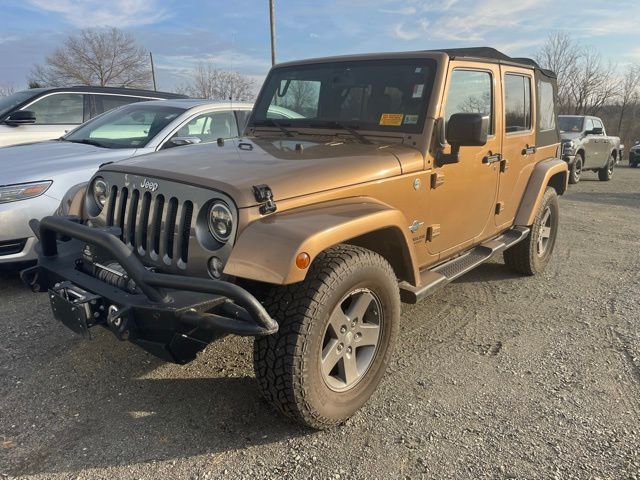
[483,153,502,164]
[522,145,537,155]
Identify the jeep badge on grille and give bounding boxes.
[140,178,159,192]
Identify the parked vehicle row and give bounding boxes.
[0,86,186,147]
[16,47,568,429]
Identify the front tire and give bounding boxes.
[504,187,559,276]
[598,155,614,181]
[568,153,583,184]
[253,245,400,429]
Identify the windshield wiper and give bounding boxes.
[254,118,294,137]
[319,121,372,145]
[64,138,108,148]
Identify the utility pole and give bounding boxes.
[149,52,157,91]
[269,0,276,66]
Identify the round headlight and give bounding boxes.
[208,202,233,243]
[92,177,108,210]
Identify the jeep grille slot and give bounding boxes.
[178,201,193,264]
[104,187,193,268]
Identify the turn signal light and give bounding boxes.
[295,252,311,269]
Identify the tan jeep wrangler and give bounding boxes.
[23,47,567,429]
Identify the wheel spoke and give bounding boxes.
[537,236,545,254]
[341,353,359,385]
[321,339,342,376]
[540,226,551,239]
[356,323,380,347]
[345,291,374,323]
[541,208,551,227]
[328,308,348,333]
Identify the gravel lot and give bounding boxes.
[1,166,639,480]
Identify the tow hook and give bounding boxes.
[107,304,133,340]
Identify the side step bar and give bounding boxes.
[399,226,530,304]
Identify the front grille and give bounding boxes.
[105,186,194,267]
[0,238,27,256]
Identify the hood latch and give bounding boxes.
[253,184,277,215]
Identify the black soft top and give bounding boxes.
[430,47,557,79]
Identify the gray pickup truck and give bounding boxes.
[559,115,620,184]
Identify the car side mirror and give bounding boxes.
[5,110,36,126]
[437,113,488,165]
[590,127,603,135]
[168,136,202,147]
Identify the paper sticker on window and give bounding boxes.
[404,115,419,125]
[415,67,422,74]
[412,84,424,98]
[379,113,404,126]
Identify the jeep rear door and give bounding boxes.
[495,67,536,227]
[426,61,500,258]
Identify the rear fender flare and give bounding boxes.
[514,158,568,226]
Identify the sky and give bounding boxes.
[1,0,639,92]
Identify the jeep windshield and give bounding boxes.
[63,103,185,149]
[251,58,437,135]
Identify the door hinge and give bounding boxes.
[500,159,509,172]
[495,202,505,215]
[430,172,445,189]
[426,224,441,241]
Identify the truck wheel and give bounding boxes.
[504,187,559,276]
[253,245,400,429]
[598,155,614,181]
[568,153,583,184]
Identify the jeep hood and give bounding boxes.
[102,137,420,208]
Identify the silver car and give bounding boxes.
[0,99,253,265]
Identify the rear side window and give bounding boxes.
[504,74,532,133]
[444,69,493,135]
[29,93,85,124]
[92,94,140,116]
[537,80,555,132]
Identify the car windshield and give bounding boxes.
[0,90,39,118]
[64,103,185,149]
[251,58,437,134]
[558,116,584,133]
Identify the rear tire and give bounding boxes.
[253,245,400,429]
[504,187,559,276]
[568,153,583,184]
[598,155,614,181]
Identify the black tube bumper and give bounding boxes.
[22,216,278,364]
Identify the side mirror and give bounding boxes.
[5,110,36,126]
[168,136,202,147]
[590,127,604,135]
[438,113,488,165]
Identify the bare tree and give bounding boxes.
[30,27,151,88]
[616,64,640,133]
[182,62,255,101]
[0,84,17,96]
[534,32,619,116]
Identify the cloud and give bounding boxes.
[379,6,418,15]
[24,0,170,28]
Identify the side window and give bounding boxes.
[29,93,84,124]
[504,74,532,133]
[92,95,139,116]
[593,118,604,133]
[537,80,556,132]
[584,118,594,133]
[171,111,239,144]
[444,69,493,135]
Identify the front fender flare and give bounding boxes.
[224,199,419,285]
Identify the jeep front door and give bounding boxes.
[495,68,536,227]
[427,63,501,257]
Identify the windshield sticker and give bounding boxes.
[414,67,422,74]
[404,114,419,125]
[379,113,404,126]
[412,84,424,98]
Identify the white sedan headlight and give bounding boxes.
[0,181,52,204]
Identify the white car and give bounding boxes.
[0,86,187,148]
[0,99,253,265]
